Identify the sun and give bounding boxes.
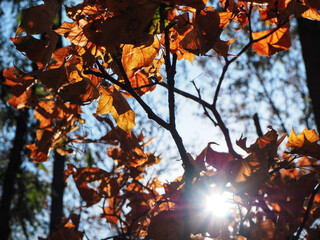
[204,191,233,217]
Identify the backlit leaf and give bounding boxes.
[252,23,291,56]
[96,86,135,134]
[286,128,320,158]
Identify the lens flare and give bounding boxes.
[204,191,233,217]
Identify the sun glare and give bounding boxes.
[204,191,233,217]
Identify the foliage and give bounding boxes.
[3,0,320,239]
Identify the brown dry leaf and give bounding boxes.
[103,206,120,225]
[306,0,320,10]
[174,0,208,9]
[52,47,72,67]
[36,65,68,91]
[213,37,237,57]
[86,1,159,52]
[147,210,184,240]
[286,128,320,158]
[96,86,135,134]
[231,128,285,193]
[59,78,99,104]
[250,219,275,240]
[252,23,291,56]
[17,0,59,35]
[198,143,234,171]
[180,8,231,55]
[180,9,221,55]
[11,31,58,69]
[72,167,111,207]
[27,129,56,163]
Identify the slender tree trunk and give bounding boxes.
[0,110,28,239]
[49,150,66,233]
[297,18,320,132]
[49,3,66,234]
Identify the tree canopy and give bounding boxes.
[2,0,320,239]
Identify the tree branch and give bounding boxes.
[292,184,320,240]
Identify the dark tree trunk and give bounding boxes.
[49,150,66,233]
[0,110,28,240]
[49,4,66,234]
[297,18,320,132]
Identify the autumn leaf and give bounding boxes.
[11,31,58,69]
[286,128,320,158]
[96,86,113,115]
[147,210,184,240]
[122,36,160,77]
[71,167,111,207]
[180,9,232,55]
[7,89,35,109]
[27,130,56,163]
[180,9,221,55]
[295,2,320,21]
[96,86,135,134]
[252,23,291,56]
[230,128,286,194]
[174,0,208,10]
[55,20,89,47]
[59,78,100,104]
[306,0,320,10]
[127,71,156,96]
[16,0,59,35]
[195,143,234,172]
[36,65,68,91]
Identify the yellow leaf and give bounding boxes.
[122,35,160,75]
[96,86,135,134]
[287,128,319,148]
[96,86,113,115]
[286,128,320,158]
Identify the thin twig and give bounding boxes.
[292,184,320,240]
[192,80,218,125]
[159,81,241,159]
[89,62,170,130]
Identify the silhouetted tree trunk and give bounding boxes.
[49,3,66,234]
[49,150,66,233]
[297,18,320,132]
[0,110,28,240]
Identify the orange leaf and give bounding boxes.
[8,89,34,109]
[180,9,221,55]
[55,20,89,47]
[295,3,320,20]
[252,24,291,56]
